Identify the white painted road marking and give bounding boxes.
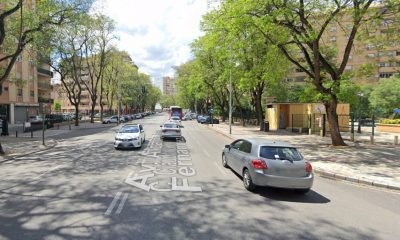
[202,149,210,157]
[105,192,122,216]
[115,193,129,215]
[214,162,227,175]
[32,165,63,180]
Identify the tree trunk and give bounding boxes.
[253,88,263,128]
[74,105,79,126]
[90,96,96,123]
[240,108,246,127]
[325,100,346,146]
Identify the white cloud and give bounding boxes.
[92,0,208,88]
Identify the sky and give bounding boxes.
[92,0,210,89]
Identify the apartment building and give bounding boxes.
[0,1,53,124]
[286,9,400,85]
[163,76,177,96]
[53,54,137,114]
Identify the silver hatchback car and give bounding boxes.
[222,138,313,194]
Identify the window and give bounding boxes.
[345,65,352,70]
[379,73,394,78]
[378,52,385,57]
[259,146,302,161]
[4,87,8,92]
[329,36,336,42]
[239,141,252,153]
[367,53,376,58]
[17,89,23,97]
[330,26,337,32]
[30,90,34,97]
[231,140,244,150]
[397,50,400,56]
[16,56,21,62]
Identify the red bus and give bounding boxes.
[169,106,183,119]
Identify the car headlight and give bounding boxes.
[132,137,138,140]
[115,137,122,141]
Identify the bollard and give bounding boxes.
[31,131,33,138]
[69,124,71,130]
[370,136,375,144]
[320,129,323,137]
[57,124,59,130]
[395,136,399,145]
[16,131,18,138]
[308,128,312,135]
[350,133,354,142]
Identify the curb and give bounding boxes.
[314,168,400,192]
[208,125,400,192]
[0,140,58,163]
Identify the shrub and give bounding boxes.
[380,119,400,124]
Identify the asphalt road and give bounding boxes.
[0,113,399,240]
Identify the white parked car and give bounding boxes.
[103,115,125,124]
[114,124,145,149]
[29,115,43,123]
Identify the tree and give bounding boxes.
[0,0,92,94]
[48,14,89,126]
[82,14,115,123]
[226,0,400,146]
[370,75,400,117]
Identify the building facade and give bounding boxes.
[0,1,53,124]
[163,76,177,96]
[286,9,400,85]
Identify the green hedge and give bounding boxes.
[380,119,400,124]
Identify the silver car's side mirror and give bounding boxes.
[225,145,231,149]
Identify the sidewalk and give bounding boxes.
[208,122,400,191]
[0,122,116,161]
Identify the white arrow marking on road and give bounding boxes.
[105,192,122,216]
[115,193,129,215]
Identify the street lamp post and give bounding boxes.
[229,67,232,135]
[357,93,364,134]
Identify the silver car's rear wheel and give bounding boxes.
[243,169,256,192]
[222,154,229,168]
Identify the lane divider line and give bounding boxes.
[105,192,122,216]
[115,193,129,215]
[214,162,228,175]
[32,165,63,180]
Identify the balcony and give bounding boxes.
[38,82,52,90]
[38,97,54,104]
[37,67,53,77]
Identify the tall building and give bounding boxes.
[163,76,177,96]
[0,1,53,124]
[53,52,137,114]
[286,9,400,85]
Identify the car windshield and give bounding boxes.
[164,124,179,128]
[259,146,302,161]
[120,126,139,133]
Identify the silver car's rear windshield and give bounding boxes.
[259,146,302,161]
[120,127,139,133]
[164,124,179,128]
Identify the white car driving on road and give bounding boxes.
[114,124,145,149]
